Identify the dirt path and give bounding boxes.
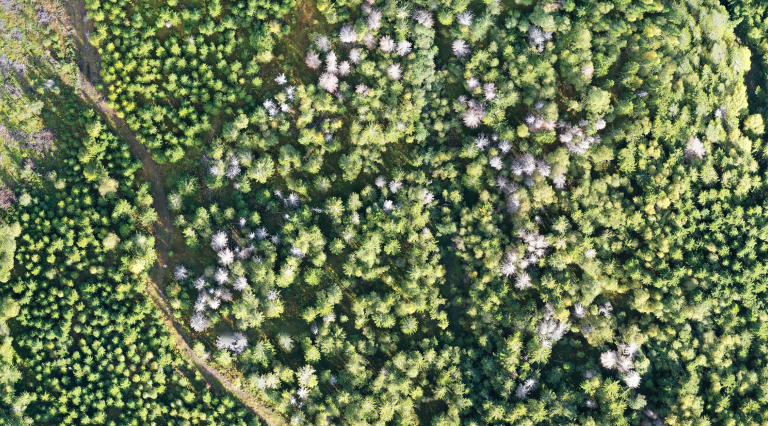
[60,1,285,424]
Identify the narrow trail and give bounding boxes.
[60,2,285,424]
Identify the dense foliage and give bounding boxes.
[0,2,264,424]
[2,85,262,426]
[87,0,768,424]
[726,0,768,154]
[4,0,768,424]
[85,0,297,163]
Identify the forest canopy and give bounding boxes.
[0,221,20,283]
[3,0,768,425]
